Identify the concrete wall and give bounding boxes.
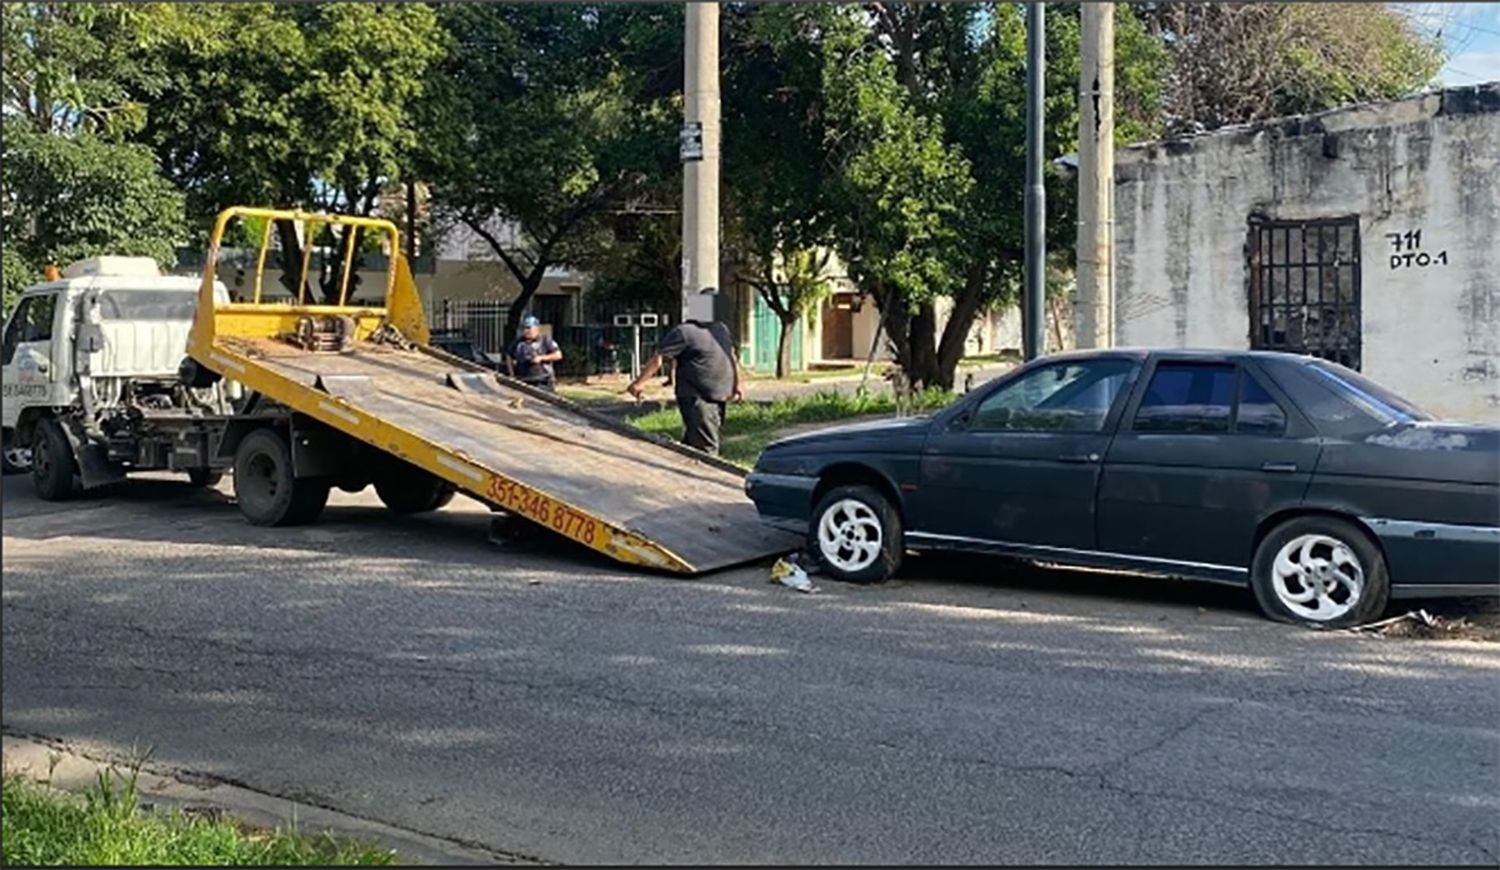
[1112,83,1500,423]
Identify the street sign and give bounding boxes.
[679,122,704,162]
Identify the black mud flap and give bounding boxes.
[59,420,126,490]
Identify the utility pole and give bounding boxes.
[682,1,720,324]
[405,177,417,262]
[1076,2,1115,349]
[1023,2,1046,361]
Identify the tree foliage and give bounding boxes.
[136,3,445,301]
[1135,2,1444,136]
[0,0,1449,369]
[417,4,682,327]
[1,5,186,310]
[723,5,841,378]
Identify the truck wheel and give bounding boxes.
[187,468,223,488]
[1250,516,1390,630]
[808,484,903,584]
[2,428,32,475]
[233,429,329,526]
[373,458,456,514]
[31,419,79,501]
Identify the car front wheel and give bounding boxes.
[1251,516,1389,629]
[808,484,903,584]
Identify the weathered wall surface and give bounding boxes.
[1114,83,1500,423]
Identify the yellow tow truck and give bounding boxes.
[73,206,797,573]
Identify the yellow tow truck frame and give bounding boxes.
[187,206,794,574]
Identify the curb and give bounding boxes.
[2,732,548,866]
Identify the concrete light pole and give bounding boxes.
[682,1,720,324]
[1022,2,1046,361]
[1076,2,1115,349]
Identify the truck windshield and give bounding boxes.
[1306,360,1432,423]
[97,291,198,321]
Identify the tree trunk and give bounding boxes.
[505,272,546,336]
[906,302,941,391]
[775,313,796,379]
[933,264,990,391]
[275,221,307,299]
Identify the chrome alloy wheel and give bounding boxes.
[1270,533,1365,622]
[816,498,883,574]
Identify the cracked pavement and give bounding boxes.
[3,473,1498,864]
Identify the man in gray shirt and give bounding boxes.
[626,319,745,455]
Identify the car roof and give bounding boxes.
[1036,347,1319,365]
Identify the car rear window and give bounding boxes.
[1262,359,1389,437]
[96,291,198,321]
[1133,363,1236,433]
[1305,361,1431,423]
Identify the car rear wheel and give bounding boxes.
[809,484,903,584]
[1251,516,1389,629]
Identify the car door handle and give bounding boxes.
[1059,453,1101,464]
[1261,462,1298,473]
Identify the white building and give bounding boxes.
[1104,82,1499,423]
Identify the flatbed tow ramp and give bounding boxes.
[188,207,799,573]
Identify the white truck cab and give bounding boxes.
[1,257,233,485]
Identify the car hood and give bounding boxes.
[765,415,933,452]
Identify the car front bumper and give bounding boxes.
[745,471,817,535]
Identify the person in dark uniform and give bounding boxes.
[510,315,563,392]
[625,318,744,455]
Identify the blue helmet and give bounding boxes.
[520,315,541,329]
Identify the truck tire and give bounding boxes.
[31,418,80,501]
[373,457,456,514]
[233,428,329,526]
[2,428,31,475]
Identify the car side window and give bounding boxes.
[1236,372,1287,436]
[971,359,1135,433]
[1133,363,1236,433]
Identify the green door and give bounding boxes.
[751,294,803,374]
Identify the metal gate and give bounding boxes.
[751,293,804,373]
[1247,215,1362,370]
[438,300,511,357]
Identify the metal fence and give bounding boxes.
[435,299,672,377]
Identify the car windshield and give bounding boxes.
[1306,360,1432,423]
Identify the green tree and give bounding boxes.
[814,4,1167,389]
[137,3,445,302]
[1,4,186,310]
[723,4,840,378]
[1,2,179,139]
[2,119,186,310]
[417,4,681,329]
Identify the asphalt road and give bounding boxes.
[3,473,1498,864]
